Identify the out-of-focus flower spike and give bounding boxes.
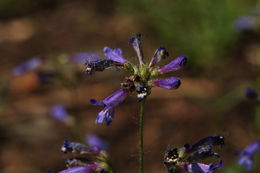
[151,77,181,90]
[12,56,43,76]
[69,52,100,64]
[51,104,69,123]
[149,46,169,67]
[86,134,109,151]
[158,56,187,73]
[129,33,144,65]
[237,141,260,170]
[245,88,259,100]
[61,140,91,154]
[103,47,128,64]
[58,165,98,173]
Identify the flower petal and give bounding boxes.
[149,46,169,67]
[129,33,144,64]
[95,106,115,125]
[152,77,181,90]
[86,134,109,150]
[58,165,98,173]
[158,56,187,73]
[12,56,42,76]
[69,52,100,64]
[103,47,128,64]
[51,104,69,122]
[238,156,253,170]
[183,161,222,173]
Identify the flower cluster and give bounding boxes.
[88,34,187,125]
[237,141,260,170]
[49,138,112,173]
[164,134,224,173]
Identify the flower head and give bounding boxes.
[89,34,187,125]
[237,141,260,170]
[12,56,43,76]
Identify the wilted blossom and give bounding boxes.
[86,134,109,151]
[237,141,260,170]
[51,104,69,123]
[12,56,43,76]
[89,34,187,125]
[245,88,259,100]
[164,135,224,173]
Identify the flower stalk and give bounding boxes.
[139,99,145,173]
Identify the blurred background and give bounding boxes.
[0,0,260,172]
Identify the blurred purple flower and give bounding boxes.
[151,77,181,90]
[237,141,260,170]
[90,89,129,125]
[234,16,256,31]
[69,53,100,64]
[158,56,187,73]
[180,161,222,173]
[58,165,98,173]
[245,88,259,100]
[51,104,69,122]
[104,47,128,64]
[12,56,42,76]
[86,134,109,151]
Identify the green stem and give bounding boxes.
[139,99,145,173]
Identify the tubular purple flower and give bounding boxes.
[129,33,144,65]
[151,77,181,90]
[12,56,42,76]
[86,134,109,150]
[58,165,98,173]
[237,141,260,170]
[103,47,128,64]
[180,161,222,173]
[51,104,69,123]
[149,46,169,67]
[90,89,129,125]
[158,56,187,73]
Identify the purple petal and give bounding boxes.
[103,47,128,64]
[129,33,144,64]
[50,104,69,122]
[86,134,109,150]
[152,77,181,90]
[92,89,129,107]
[95,106,115,125]
[184,161,222,173]
[149,46,169,67]
[238,156,253,170]
[69,52,100,64]
[58,165,98,173]
[158,56,187,73]
[243,141,260,155]
[12,56,42,76]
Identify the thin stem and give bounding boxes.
[139,99,145,173]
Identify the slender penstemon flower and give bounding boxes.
[88,34,187,173]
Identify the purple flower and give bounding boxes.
[103,47,128,64]
[86,134,109,150]
[158,56,187,73]
[149,46,169,67]
[180,161,222,173]
[90,89,129,125]
[151,77,181,90]
[12,56,42,76]
[58,165,98,173]
[245,88,259,100]
[237,141,260,170]
[69,52,100,64]
[234,16,256,31]
[51,104,69,123]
